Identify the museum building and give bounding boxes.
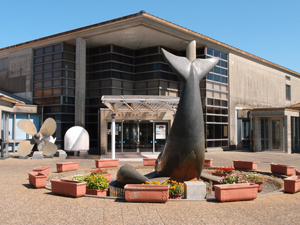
[1,11,300,155]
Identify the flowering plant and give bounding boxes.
[84,174,109,190]
[246,174,268,184]
[163,179,184,196]
[218,174,248,184]
[215,166,234,174]
[90,168,108,175]
[143,181,162,185]
[72,175,85,181]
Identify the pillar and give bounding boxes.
[285,115,292,154]
[186,40,196,62]
[111,113,116,159]
[75,36,86,127]
[254,117,261,152]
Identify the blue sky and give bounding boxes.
[1,0,299,73]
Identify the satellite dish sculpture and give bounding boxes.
[17,118,58,157]
[155,48,219,181]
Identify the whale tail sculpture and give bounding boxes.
[155,48,219,181]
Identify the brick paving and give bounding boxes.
[1,151,300,224]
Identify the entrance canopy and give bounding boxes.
[101,95,179,113]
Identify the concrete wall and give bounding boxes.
[228,53,300,147]
[0,48,33,101]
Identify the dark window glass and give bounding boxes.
[207,73,213,80]
[221,52,227,60]
[214,75,220,82]
[147,46,158,54]
[123,73,133,81]
[135,48,147,56]
[100,45,111,53]
[43,80,51,88]
[222,100,228,107]
[53,70,62,78]
[286,84,291,101]
[197,48,204,55]
[53,44,62,52]
[207,124,215,139]
[214,50,220,57]
[214,67,220,74]
[34,48,43,56]
[34,65,43,72]
[207,47,213,55]
[220,61,227,68]
[207,98,214,105]
[44,46,52,54]
[44,55,52,62]
[112,71,122,79]
[34,74,43,80]
[43,63,52,71]
[221,68,227,75]
[113,45,123,54]
[221,76,227,83]
[34,57,43,64]
[64,44,75,53]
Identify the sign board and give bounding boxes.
[156,125,166,139]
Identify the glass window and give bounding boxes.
[221,52,227,60]
[34,57,43,64]
[207,47,213,56]
[285,76,291,81]
[286,84,291,101]
[214,67,220,74]
[15,114,28,139]
[44,46,53,54]
[214,50,220,57]
[220,61,227,68]
[43,63,52,71]
[221,76,227,83]
[207,73,213,80]
[53,44,62,52]
[34,48,43,56]
[221,68,227,75]
[214,75,220,82]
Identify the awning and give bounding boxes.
[101,95,179,113]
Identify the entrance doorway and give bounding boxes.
[271,119,282,150]
[107,120,168,153]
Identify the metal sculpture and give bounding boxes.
[116,164,150,187]
[155,48,219,181]
[17,118,58,157]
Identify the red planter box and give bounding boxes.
[284,176,300,194]
[233,160,257,170]
[212,172,228,177]
[56,162,79,172]
[28,172,47,188]
[86,188,108,196]
[51,179,86,197]
[143,158,156,166]
[214,183,259,202]
[33,166,50,176]
[295,169,300,175]
[95,159,119,168]
[270,164,294,176]
[124,184,169,203]
[204,159,213,167]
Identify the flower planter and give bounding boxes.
[51,179,86,197]
[270,164,294,176]
[100,173,111,182]
[256,182,263,192]
[284,176,300,194]
[295,169,300,176]
[169,194,182,199]
[212,172,228,177]
[204,159,213,167]
[86,188,108,196]
[56,162,79,172]
[28,172,47,188]
[214,183,259,202]
[233,160,257,170]
[95,159,119,168]
[124,184,169,203]
[33,166,50,176]
[143,158,156,166]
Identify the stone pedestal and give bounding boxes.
[57,150,67,158]
[184,181,206,200]
[79,150,89,157]
[32,151,44,159]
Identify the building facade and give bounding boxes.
[0,11,299,155]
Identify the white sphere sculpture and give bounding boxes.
[64,126,89,151]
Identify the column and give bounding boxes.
[186,40,196,62]
[254,117,261,152]
[111,113,116,159]
[75,36,86,127]
[285,115,292,154]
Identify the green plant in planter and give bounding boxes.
[218,174,249,184]
[84,174,109,190]
[246,174,268,184]
[90,168,108,175]
[163,180,184,196]
[71,175,85,181]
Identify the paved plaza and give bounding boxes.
[1,151,300,224]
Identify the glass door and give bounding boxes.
[154,122,168,152]
[139,122,153,152]
[122,121,138,152]
[271,119,281,150]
